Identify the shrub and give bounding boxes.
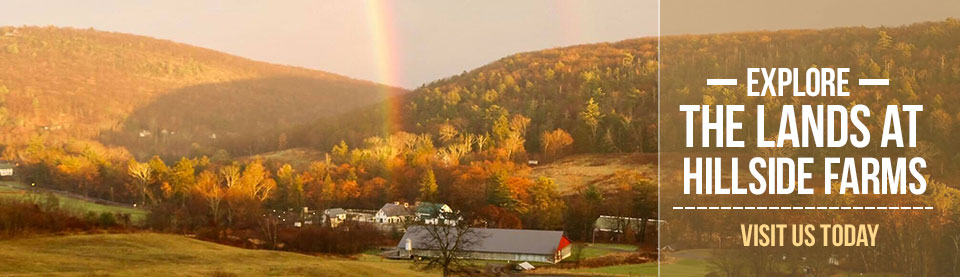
[282,222,385,255]
[0,199,93,237]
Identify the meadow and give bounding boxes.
[0,181,147,225]
[0,233,431,276]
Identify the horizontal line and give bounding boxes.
[707,79,737,85]
[672,206,933,210]
[858,79,889,85]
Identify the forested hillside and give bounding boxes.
[0,26,401,159]
[295,39,659,157]
[300,19,960,181]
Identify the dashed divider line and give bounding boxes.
[673,206,933,210]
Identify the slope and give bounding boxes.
[0,26,403,159]
[293,38,659,155]
[0,232,431,276]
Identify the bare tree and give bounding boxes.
[952,234,960,277]
[259,211,280,249]
[127,160,153,206]
[407,211,483,276]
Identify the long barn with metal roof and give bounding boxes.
[396,226,572,264]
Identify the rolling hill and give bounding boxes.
[294,19,960,181]
[0,26,403,159]
[293,38,659,155]
[0,232,431,276]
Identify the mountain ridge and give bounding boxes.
[0,26,404,159]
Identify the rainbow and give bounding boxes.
[364,0,405,135]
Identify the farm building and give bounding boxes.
[397,226,572,264]
[375,202,413,224]
[323,208,347,227]
[324,208,376,227]
[375,201,456,225]
[0,162,13,177]
[592,215,664,243]
[414,202,457,225]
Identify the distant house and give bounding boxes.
[322,208,379,228]
[375,202,414,224]
[345,209,377,223]
[397,227,572,264]
[323,208,348,227]
[0,162,13,177]
[414,202,457,225]
[279,207,318,227]
[592,215,664,243]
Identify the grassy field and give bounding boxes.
[564,259,709,276]
[240,148,327,171]
[568,243,639,261]
[0,181,148,225]
[538,249,712,277]
[0,233,433,276]
[529,154,656,194]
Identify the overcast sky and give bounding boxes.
[0,0,658,89]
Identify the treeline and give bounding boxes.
[10,121,656,246]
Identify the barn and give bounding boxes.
[397,226,572,264]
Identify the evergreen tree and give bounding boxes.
[418,168,439,202]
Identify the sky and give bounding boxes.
[3,1,955,89]
[0,0,658,89]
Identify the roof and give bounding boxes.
[0,162,13,169]
[517,262,535,270]
[415,202,448,216]
[398,226,568,256]
[379,203,413,217]
[594,215,664,231]
[324,208,346,216]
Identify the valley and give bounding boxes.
[1,16,959,276]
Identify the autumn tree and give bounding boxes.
[275,163,304,209]
[418,168,439,202]
[167,157,197,206]
[540,128,574,161]
[520,177,566,230]
[194,170,223,226]
[219,165,240,189]
[579,97,604,147]
[238,160,275,202]
[127,159,153,206]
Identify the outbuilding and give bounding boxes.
[0,162,14,177]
